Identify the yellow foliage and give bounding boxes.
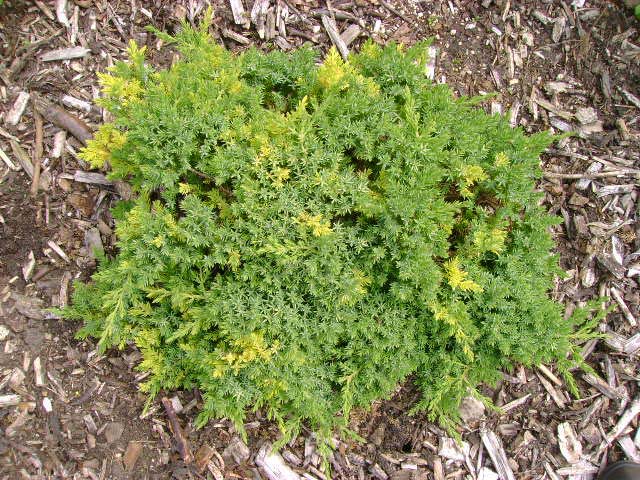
[317,47,347,89]
[97,72,143,105]
[494,151,509,167]
[216,332,279,376]
[459,164,487,198]
[298,212,332,237]
[444,257,483,293]
[473,227,507,255]
[79,124,127,168]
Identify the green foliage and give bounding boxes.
[65,22,597,449]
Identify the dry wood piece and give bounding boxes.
[500,394,531,414]
[618,436,640,462]
[10,140,51,190]
[0,394,21,407]
[557,422,582,464]
[255,443,301,480]
[33,357,45,387]
[251,0,269,39]
[438,436,469,462]
[5,92,30,126]
[61,170,112,186]
[229,0,249,26]
[41,46,90,62]
[623,333,640,355]
[597,184,636,197]
[322,15,349,60]
[195,445,218,473]
[340,24,361,47]
[480,429,515,480]
[51,131,67,158]
[556,461,598,476]
[31,108,44,197]
[47,240,70,263]
[56,0,70,27]
[223,29,251,45]
[610,287,637,326]
[534,97,573,121]
[538,365,562,386]
[0,146,19,171]
[22,251,36,282]
[433,457,445,480]
[161,396,193,463]
[582,372,627,402]
[123,441,143,471]
[33,96,92,145]
[425,46,438,81]
[61,95,92,113]
[538,372,566,408]
[600,395,640,451]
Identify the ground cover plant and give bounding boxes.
[63,18,600,452]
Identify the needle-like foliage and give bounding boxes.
[64,20,600,452]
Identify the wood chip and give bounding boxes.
[47,240,70,263]
[22,251,36,282]
[557,422,582,464]
[51,131,66,158]
[433,458,445,480]
[538,372,566,408]
[229,0,248,26]
[500,394,531,414]
[623,333,640,355]
[340,24,361,47]
[161,396,193,463]
[556,461,598,476]
[61,95,92,113]
[250,0,269,39]
[195,445,217,473]
[601,395,640,450]
[438,437,469,462]
[5,92,30,126]
[123,441,143,471]
[0,146,19,171]
[425,46,438,81]
[9,140,51,190]
[0,394,21,407]
[33,95,92,145]
[618,436,640,462]
[41,46,90,62]
[255,443,301,480]
[56,0,70,27]
[480,429,515,480]
[222,29,251,45]
[33,357,45,386]
[321,15,349,60]
[582,372,627,402]
[610,287,637,326]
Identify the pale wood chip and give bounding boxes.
[618,435,640,462]
[582,372,628,402]
[5,92,30,126]
[47,240,70,263]
[255,443,301,480]
[222,29,251,45]
[538,373,566,408]
[610,287,637,326]
[558,422,582,464]
[340,24,361,47]
[321,15,349,60]
[229,0,248,26]
[480,429,515,480]
[41,46,90,62]
[500,394,531,414]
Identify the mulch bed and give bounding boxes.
[0,0,639,479]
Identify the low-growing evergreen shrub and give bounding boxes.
[64,19,598,450]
